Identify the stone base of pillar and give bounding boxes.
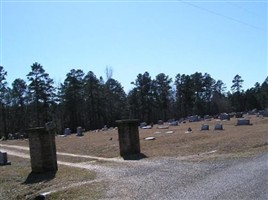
[27,127,58,173]
[116,119,141,158]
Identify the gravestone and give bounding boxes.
[0,151,10,165]
[259,110,268,117]
[158,120,164,125]
[188,115,200,122]
[102,125,108,131]
[214,123,223,130]
[248,109,257,115]
[201,124,209,131]
[236,119,251,126]
[76,126,83,136]
[64,128,71,136]
[235,112,243,118]
[204,115,212,121]
[27,126,58,173]
[185,127,192,133]
[219,113,230,120]
[116,119,140,157]
[140,122,147,128]
[169,121,178,126]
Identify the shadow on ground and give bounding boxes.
[23,171,56,184]
[122,153,147,160]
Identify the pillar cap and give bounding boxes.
[26,127,46,133]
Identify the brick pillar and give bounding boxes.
[27,127,58,173]
[116,119,140,157]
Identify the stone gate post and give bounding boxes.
[27,126,57,173]
[116,119,140,157]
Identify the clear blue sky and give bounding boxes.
[1,0,267,93]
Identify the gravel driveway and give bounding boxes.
[99,153,268,200]
[1,144,267,200]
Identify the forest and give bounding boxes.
[0,63,267,138]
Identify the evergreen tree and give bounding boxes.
[60,69,84,131]
[0,66,8,138]
[10,79,27,132]
[154,73,172,121]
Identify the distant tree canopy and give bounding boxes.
[0,63,267,137]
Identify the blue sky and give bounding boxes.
[1,0,267,93]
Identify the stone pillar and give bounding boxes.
[27,127,58,173]
[116,119,140,157]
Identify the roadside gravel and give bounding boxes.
[99,154,268,200]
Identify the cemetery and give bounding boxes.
[1,115,267,159]
[0,115,267,199]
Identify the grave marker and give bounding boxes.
[214,124,223,130]
[76,126,83,136]
[0,151,10,165]
[236,119,252,126]
[201,124,209,131]
[64,128,71,136]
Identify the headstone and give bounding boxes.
[204,115,212,121]
[169,121,178,126]
[201,124,209,131]
[116,119,140,157]
[8,133,14,140]
[76,126,83,136]
[188,115,200,122]
[259,110,268,117]
[235,112,243,118]
[165,131,174,134]
[248,109,257,115]
[157,125,169,129]
[157,120,164,125]
[228,112,236,118]
[64,128,71,136]
[219,113,230,121]
[102,125,108,131]
[26,127,58,173]
[0,151,10,165]
[142,125,152,129]
[236,119,251,126]
[144,137,155,140]
[140,122,147,128]
[214,123,223,130]
[185,127,192,133]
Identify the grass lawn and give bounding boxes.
[0,115,267,199]
[0,156,105,200]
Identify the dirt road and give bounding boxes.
[1,144,267,200]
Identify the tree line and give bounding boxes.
[0,63,267,138]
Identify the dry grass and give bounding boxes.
[2,116,268,160]
[0,156,104,200]
[0,116,267,199]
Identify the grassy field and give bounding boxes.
[0,115,267,199]
[0,156,105,200]
[4,115,267,159]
